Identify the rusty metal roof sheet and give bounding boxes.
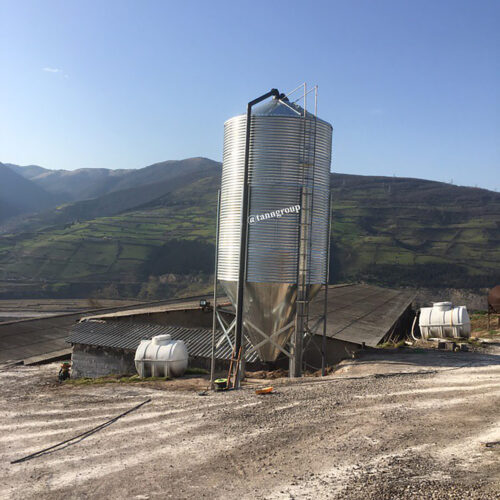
[66,320,258,362]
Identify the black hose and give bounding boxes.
[11,398,151,464]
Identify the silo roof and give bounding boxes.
[252,98,306,117]
[251,98,332,127]
[223,97,332,127]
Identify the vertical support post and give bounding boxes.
[210,190,221,388]
[314,85,318,117]
[303,82,307,117]
[234,88,281,388]
[292,185,308,378]
[291,85,316,379]
[322,189,333,376]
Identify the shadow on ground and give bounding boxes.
[335,347,500,374]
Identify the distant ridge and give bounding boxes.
[5,157,219,204]
[0,163,56,223]
[4,163,49,179]
[2,158,221,231]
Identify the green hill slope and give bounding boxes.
[329,174,500,288]
[0,167,498,299]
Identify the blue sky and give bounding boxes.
[1,0,498,190]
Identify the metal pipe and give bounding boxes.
[284,82,306,100]
[304,82,307,117]
[322,189,333,376]
[210,189,221,388]
[290,85,317,105]
[314,85,318,117]
[234,88,281,387]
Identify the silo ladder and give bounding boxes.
[226,346,242,389]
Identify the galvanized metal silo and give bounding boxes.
[217,90,332,364]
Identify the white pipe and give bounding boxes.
[411,313,420,341]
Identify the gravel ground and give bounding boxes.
[0,346,499,500]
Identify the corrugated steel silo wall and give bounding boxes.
[218,114,332,284]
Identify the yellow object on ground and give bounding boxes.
[255,386,273,395]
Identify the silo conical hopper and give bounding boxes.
[218,96,332,362]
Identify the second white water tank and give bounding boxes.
[134,334,188,377]
[419,302,471,339]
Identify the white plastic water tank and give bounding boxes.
[134,334,188,378]
[418,302,471,339]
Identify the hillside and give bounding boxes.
[0,164,57,224]
[5,157,220,205]
[2,158,221,233]
[329,174,500,288]
[0,159,498,299]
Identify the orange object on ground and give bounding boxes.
[255,386,273,395]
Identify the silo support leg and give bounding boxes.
[290,325,303,378]
[289,347,302,378]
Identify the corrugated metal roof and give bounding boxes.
[66,321,258,363]
[308,284,415,347]
[1,285,414,364]
[0,295,212,363]
[82,300,218,321]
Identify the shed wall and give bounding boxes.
[71,344,136,378]
[71,343,264,378]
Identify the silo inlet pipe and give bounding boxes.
[234,88,282,381]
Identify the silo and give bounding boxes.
[217,91,332,363]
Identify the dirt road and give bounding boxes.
[1,347,499,499]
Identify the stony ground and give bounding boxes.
[1,345,499,500]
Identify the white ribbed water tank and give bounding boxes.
[134,334,188,377]
[419,302,471,339]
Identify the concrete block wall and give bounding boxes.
[71,344,136,378]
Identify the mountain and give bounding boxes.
[1,158,221,232]
[0,159,498,300]
[6,163,133,202]
[30,168,132,202]
[0,164,57,224]
[4,163,50,179]
[5,157,220,204]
